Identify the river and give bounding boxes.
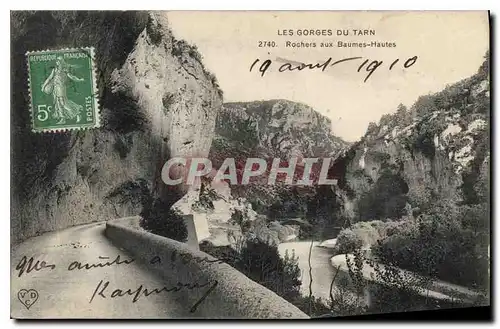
[278,241,337,303]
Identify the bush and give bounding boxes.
[365,122,378,135]
[249,199,266,214]
[201,236,313,313]
[145,15,163,46]
[409,116,448,159]
[234,238,302,301]
[229,208,252,234]
[327,274,368,317]
[293,295,333,318]
[411,94,438,118]
[140,198,188,242]
[477,50,489,78]
[192,181,219,212]
[372,202,490,290]
[201,237,332,317]
[461,132,489,205]
[336,229,364,254]
[161,92,176,115]
[171,39,203,62]
[335,220,412,255]
[345,249,457,314]
[199,242,239,265]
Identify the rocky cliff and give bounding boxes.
[214,100,347,160]
[206,100,348,229]
[11,11,222,244]
[328,55,490,224]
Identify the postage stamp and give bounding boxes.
[26,47,100,132]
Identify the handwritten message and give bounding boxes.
[14,252,231,313]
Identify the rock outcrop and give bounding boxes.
[327,55,490,224]
[215,100,347,159]
[11,11,222,244]
[207,100,348,217]
[201,99,349,242]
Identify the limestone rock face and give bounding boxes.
[327,59,490,223]
[11,11,222,243]
[208,99,349,216]
[201,99,349,241]
[215,100,347,160]
[112,13,222,202]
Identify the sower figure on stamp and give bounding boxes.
[41,56,84,124]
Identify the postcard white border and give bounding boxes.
[1,1,497,329]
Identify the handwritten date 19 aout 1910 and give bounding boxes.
[249,55,418,82]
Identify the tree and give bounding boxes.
[235,237,302,301]
[411,94,438,118]
[192,180,219,211]
[372,202,490,290]
[201,229,330,317]
[395,103,412,126]
[229,208,252,234]
[477,50,489,78]
[336,229,364,254]
[344,248,448,314]
[140,198,188,242]
[365,122,378,135]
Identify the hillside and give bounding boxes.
[325,53,490,292]
[207,100,349,222]
[329,54,489,223]
[215,100,346,160]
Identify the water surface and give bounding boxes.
[278,241,337,303]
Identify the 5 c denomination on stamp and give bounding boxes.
[26,47,100,133]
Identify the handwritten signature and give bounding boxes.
[89,279,218,313]
[249,55,418,82]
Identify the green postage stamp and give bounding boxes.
[26,47,100,132]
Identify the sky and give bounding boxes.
[167,11,489,142]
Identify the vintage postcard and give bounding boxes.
[10,11,490,319]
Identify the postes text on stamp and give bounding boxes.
[26,47,100,132]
